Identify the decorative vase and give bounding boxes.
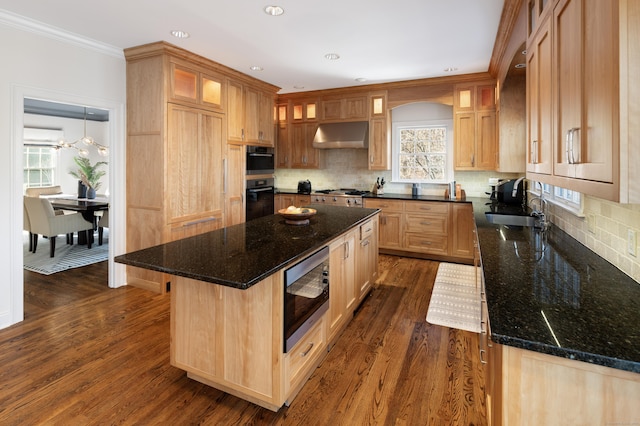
[78,180,87,198]
[87,187,96,199]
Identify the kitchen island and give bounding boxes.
[115,205,379,411]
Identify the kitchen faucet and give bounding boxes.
[529,182,548,231]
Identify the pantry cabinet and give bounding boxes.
[526,0,640,203]
[454,84,498,170]
[124,41,279,293]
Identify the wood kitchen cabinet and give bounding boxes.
[363,199,475,263]
[224,144,246,227]
[355,216,379,305]
[328,229,356,345]
[526,0,640,203]
[363,199,403,250]
[450,203,475,259]
[274,194,312,212]
[167,104,224,237]
[454,83,498,171]
[290,123,322,169]
[526,15,553,175]
[553,0,614,183]
[321,96,368,121]
[403,201,450,256]
[228,79,275,146]
[170,61,226,112]
[124,41,279,293]
[368,92,391,170]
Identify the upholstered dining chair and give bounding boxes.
[23,196,94,257]
[98,210,109,246]
[23,201,33,252]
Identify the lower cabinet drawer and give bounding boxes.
[404,213,448,234]
[284,316,326,396]
[404,233,448,255]
[360,219,374,240]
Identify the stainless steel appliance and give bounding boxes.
[284,246,329,353]
[246,177,275,221]
[246,145,274,175]
[311,189,369,207]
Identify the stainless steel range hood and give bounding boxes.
[312,121,369,149]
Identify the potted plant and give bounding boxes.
[70,156,108,199]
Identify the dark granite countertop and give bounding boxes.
[115,205,379,290]
[362,193,640,372]
[469,198,640,373]
[363,192,472,203]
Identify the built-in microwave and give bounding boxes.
[246,145,275,175]
[283,246,330,353]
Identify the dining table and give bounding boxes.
[49,197,109,246]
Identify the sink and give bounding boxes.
[485,212,536,227]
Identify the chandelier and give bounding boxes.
[57,107,109,157]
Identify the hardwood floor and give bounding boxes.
[2,256,487,425]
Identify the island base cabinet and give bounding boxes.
[496,344,640,425]
[170,274,286,412]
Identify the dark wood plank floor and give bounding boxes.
[2,255,487,425]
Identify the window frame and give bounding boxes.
[391,119,454,184]
[530,181,584,217]
[23,144,58,189]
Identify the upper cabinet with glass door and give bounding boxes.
[170,60,226,112]
[527,0,553,44]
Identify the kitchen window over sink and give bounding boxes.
[391,119,454,184]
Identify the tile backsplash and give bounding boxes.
[545,196,640,285]
[274,149,521,197]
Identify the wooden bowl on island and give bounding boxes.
[278,206,317,225]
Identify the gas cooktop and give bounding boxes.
[313,188,371,196]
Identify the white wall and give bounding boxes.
[0,16,127,329]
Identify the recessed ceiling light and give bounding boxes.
[521,49,528,55]
[324,53,340,60]
[355,78,367,82]
[444,67,458,72]
[264,5,284,16]
[170,30,190,39]
[515,63,526,69]
[293,85,305,90]
[250,66,264,71]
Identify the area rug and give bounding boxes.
[426,263,482,333]
[23,231,108,275]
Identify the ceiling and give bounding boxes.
[0,0,505,94]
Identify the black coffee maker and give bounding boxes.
[297,180,312,194]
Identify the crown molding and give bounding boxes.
[0,9,123,59]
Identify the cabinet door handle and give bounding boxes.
[301,342,314,357]
[420,221,432,225]
[471,153,475,167]
[182,216,219,227]
[420,207,432,210]
[480,349,487,364]
[344,241,350,259]
[421,241,432,245]
[370,155,374,164]
[222,158,227,194]
[570,127,579,164]
[361,239,370,247]
[241,128,245,141]
[531,139,538,164]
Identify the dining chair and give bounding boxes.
[23,201,33,252]
[98,210,109,245]
[23,196,94,257]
